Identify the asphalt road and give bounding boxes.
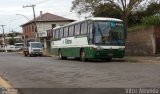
[0,52,160,88]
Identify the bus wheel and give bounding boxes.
[80,49,87,62]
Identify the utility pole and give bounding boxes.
[23,4,39,41]
[0,25,7,52]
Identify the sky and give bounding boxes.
[0,0,85,34]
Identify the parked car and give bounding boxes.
[6,45,16,52]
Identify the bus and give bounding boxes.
[15,43,23,51]
[51,17,125,61]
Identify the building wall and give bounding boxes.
[125,26,156,56]
[37,21,72,33]
[22,23,35,40]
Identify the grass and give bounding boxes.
[128,24,150,32]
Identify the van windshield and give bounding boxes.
[31,43,42,48]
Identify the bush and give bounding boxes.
[142,15,160,26]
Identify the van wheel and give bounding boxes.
[80,49,87,62]
[58,50,67,60]
[24,53,28,57]
[24,52,28,57]
[29,54,32,57]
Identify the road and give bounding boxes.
[0,52,160,88]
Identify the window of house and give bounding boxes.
[64,27,69,37]
[75,24,80,35]
[52,24,56,29]
[81,22,88,34]
[69,25,74,36]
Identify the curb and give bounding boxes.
[0,76,13,88]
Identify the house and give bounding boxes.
[21,12,75,54]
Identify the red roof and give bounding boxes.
[21,13,75,26]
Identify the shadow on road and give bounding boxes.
[54,57,127,63]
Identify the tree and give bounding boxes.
[71,0,101,15]
[9,38,15,45]
[145,1,160,16]
[128,1,160,26]
[93,3,121,19]
[71,0,147,27]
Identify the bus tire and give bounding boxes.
[80,49,87,62]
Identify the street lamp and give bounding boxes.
[16,14,30,47]
[16,14,30,21]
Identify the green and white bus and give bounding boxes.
[51,17,125,61]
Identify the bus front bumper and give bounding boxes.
[86,48,125,59]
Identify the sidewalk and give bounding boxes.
[124,56,160,63]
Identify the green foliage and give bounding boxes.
[142,15,160,26]
[93,3,121,19]
[128,10,146,27]
[128,1,160,27]
[128,25,147,32]
[71,0,100,15]
[145,2,160,17]
[71,0,146,27]
[7,32,20,37]
[9,38,15,45]
[8,38,23,45]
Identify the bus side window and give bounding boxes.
[81,22,88,34]
[60,28,64,38]
[53,30,55,39]
[75,24,80,35]
[88,22,93,44]
[55,29,59,39]
[69,25,74,37]
[64,27,69,37]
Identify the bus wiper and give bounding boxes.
[95,22,109,43]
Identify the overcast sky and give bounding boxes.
[0,0,84,33]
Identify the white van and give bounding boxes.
[23,42,43,56]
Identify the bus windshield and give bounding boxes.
[93,21,125,45]
[31,43,42,48]
[15,43,23,48]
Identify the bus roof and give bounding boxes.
[15,43,23,44]
[53,17,123,30]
